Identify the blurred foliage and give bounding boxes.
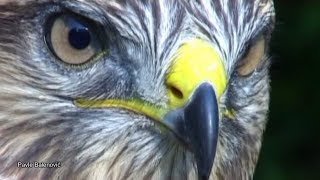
[254,1,320,180]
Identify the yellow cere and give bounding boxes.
[75,38,227,122]
[166,38,227,108]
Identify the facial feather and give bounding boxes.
[0,0,274,179]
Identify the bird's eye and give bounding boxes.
[45,14,105,65]
[237,37,266,76]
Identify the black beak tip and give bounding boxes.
[185,83,219,180]
[199,174,210,180]
[164,83,219,180]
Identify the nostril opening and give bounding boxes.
[170,85,184,99]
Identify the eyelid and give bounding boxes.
[59,1,110,27]
[237,36,266,76]
[241,23,271,60]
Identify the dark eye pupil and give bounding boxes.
[68,28,91,50]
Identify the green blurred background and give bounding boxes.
[254,1,320,180]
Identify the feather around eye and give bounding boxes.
[45,13,106,65]
[237,37,266,76]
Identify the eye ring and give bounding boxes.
[45,13,107,66]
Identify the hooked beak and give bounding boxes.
[74,39,227,180]
[164,83,219,180]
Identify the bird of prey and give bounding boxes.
[0,0,275,179]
